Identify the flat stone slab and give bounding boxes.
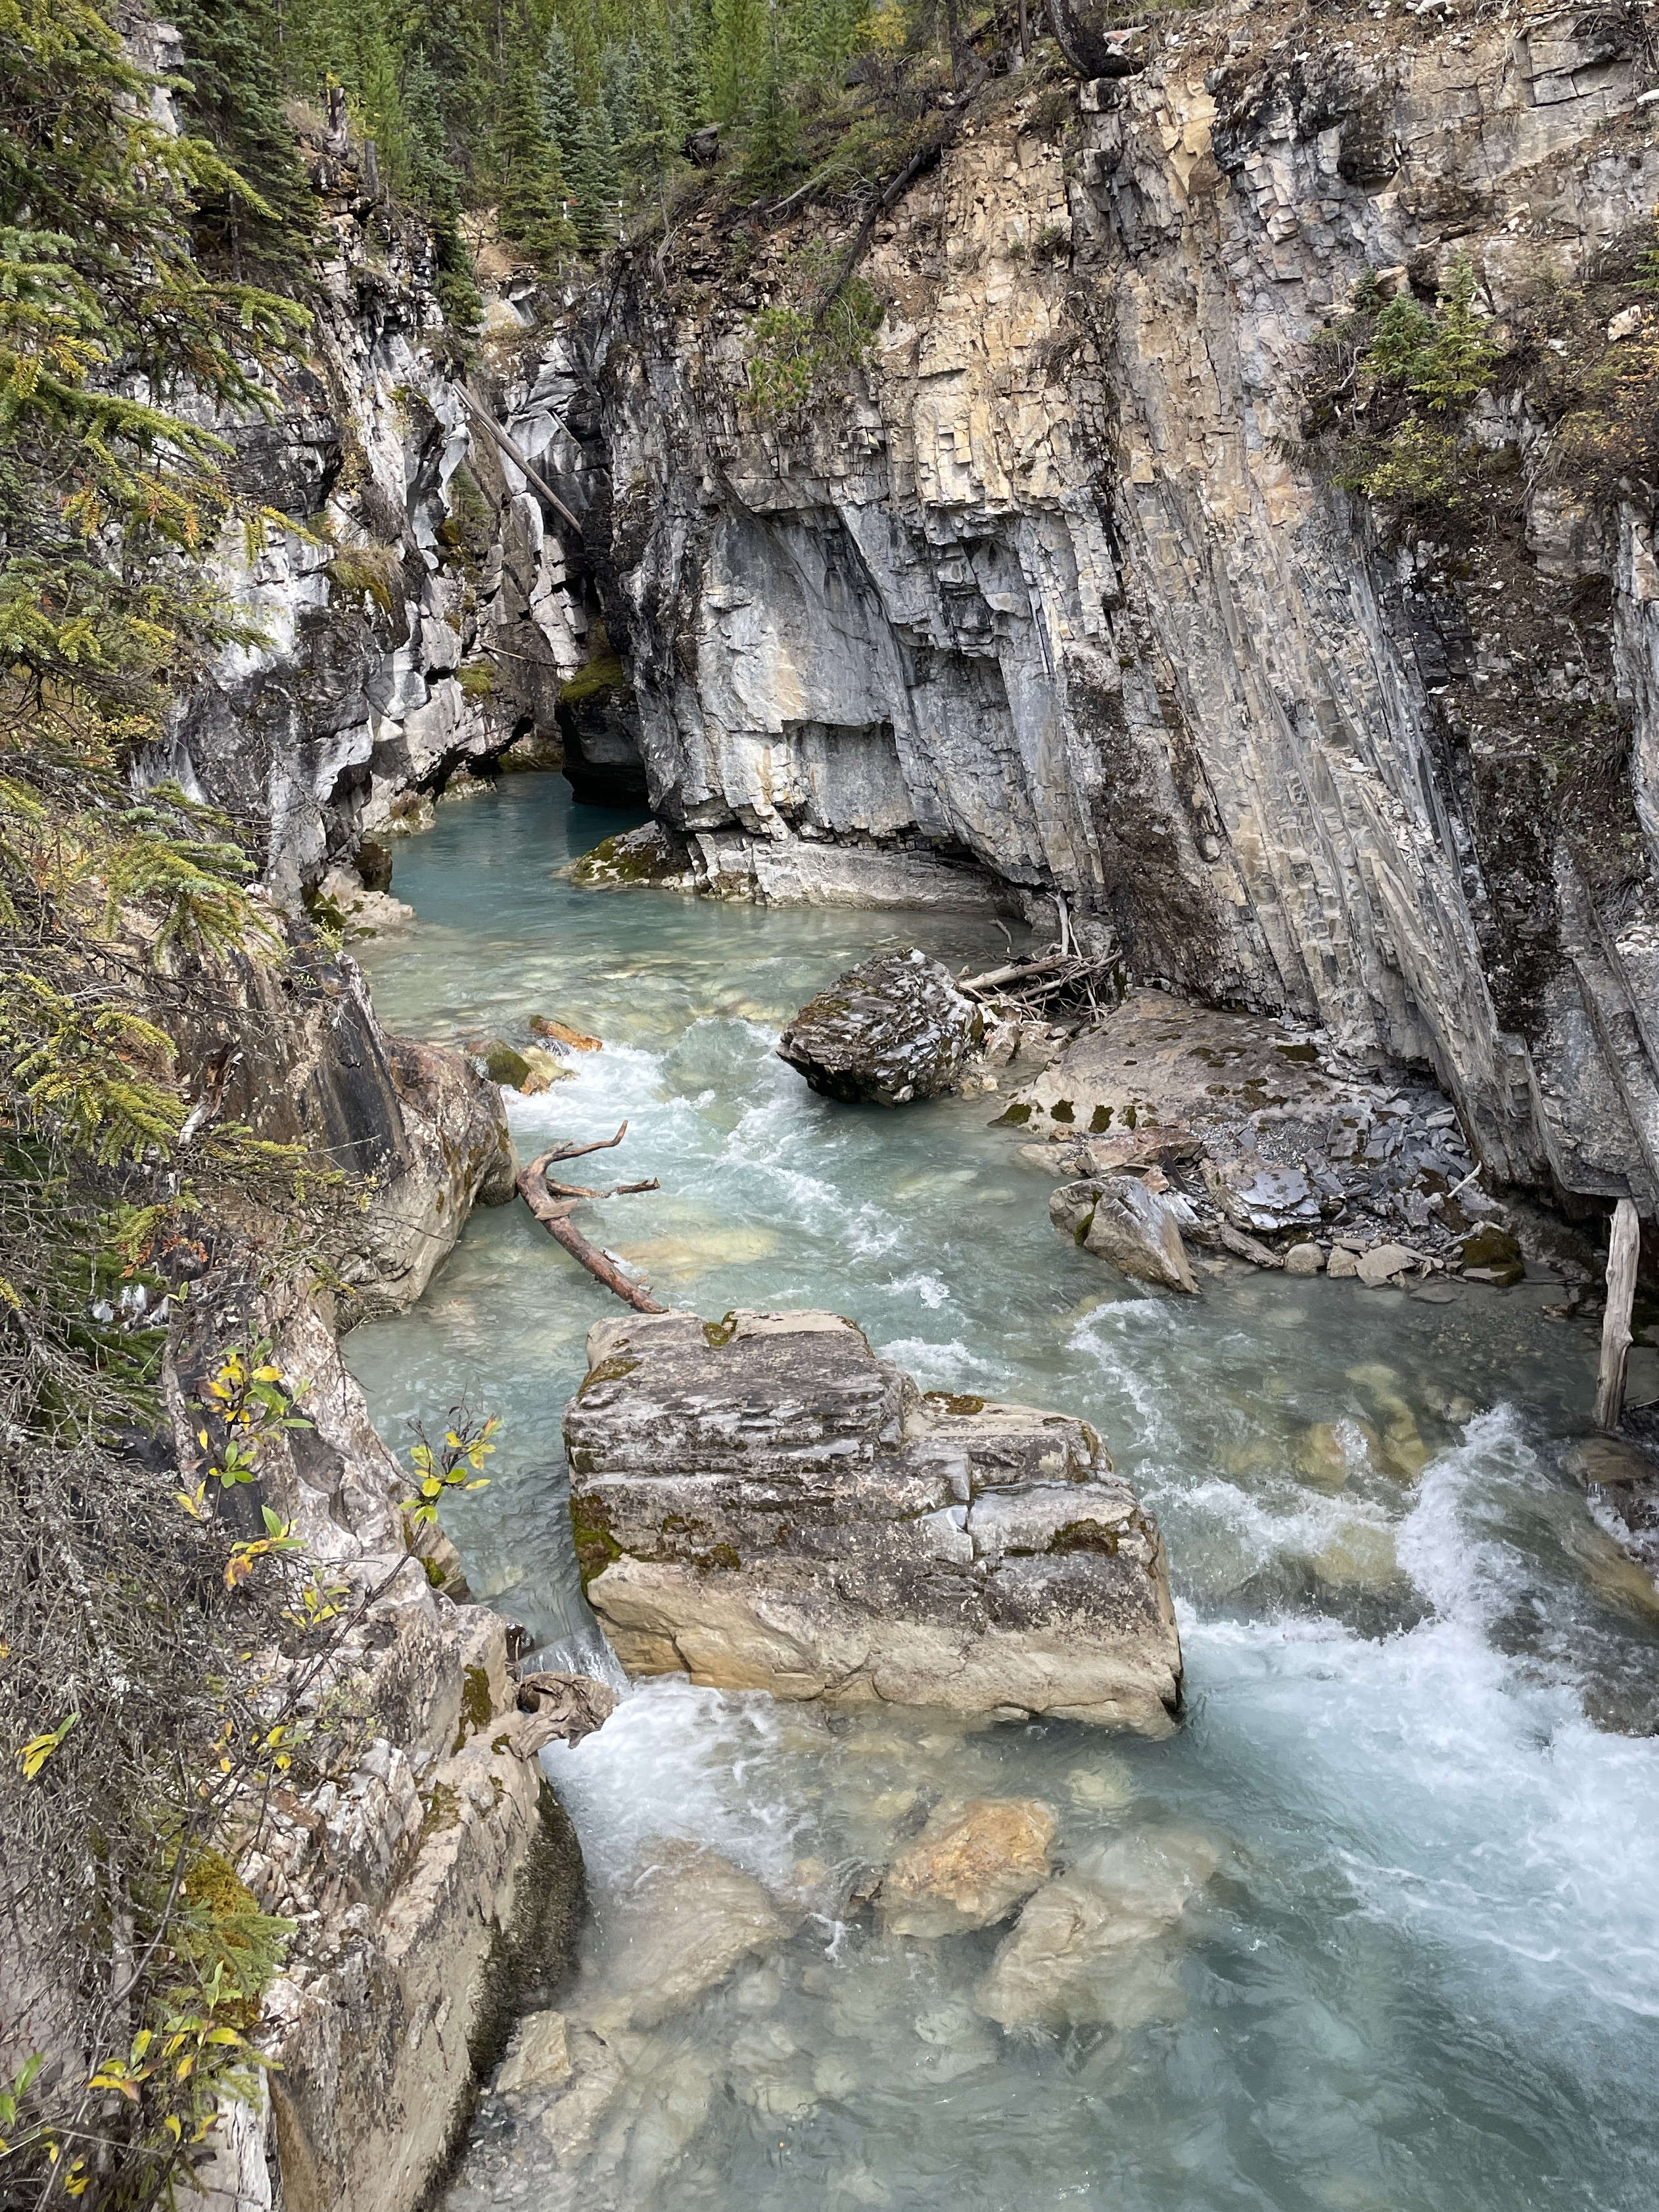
[1001,988,1349,1141]
[1000,988,1487,1269]
[565,1310,1182,1734]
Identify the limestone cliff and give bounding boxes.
[137,60,601,905]
[578,0,1659,1214]
[158,931,580,2212]
[139,0,1659,1207]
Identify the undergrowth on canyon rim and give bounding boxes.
[1292,227,1659,524]
[743,242,888,422]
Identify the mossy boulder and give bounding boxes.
[1460,1225,1524,1284]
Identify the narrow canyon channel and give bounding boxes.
[349,775,1659,2212]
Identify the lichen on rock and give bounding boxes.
[777,948,981,1105]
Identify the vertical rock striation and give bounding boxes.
[578,0,1659,1212]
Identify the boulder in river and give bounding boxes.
[574,1841,793,2033]
[565,1309,1182,1733]
[777,950,979,1105]
[1049,1175,1198,1293]
[876,1798,1058,1937]
[975,1828,1221,2031]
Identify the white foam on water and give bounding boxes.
[876,1335,1003,1387]
[1065,1296,1180,1454]
[1186,1410,1659,2032]
[542,1678,810,1895]
[1173,1472,1401,1573]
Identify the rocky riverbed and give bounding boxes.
[342,775,1659,2212]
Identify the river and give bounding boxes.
[349,772,1659,2212]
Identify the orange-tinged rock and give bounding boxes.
[877,1797,1057,1938]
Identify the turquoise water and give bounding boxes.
[350,774,1659,2212]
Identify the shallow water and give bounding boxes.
[350,775,1659,2212]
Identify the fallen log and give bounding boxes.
[456,386,585,535]
[517,1136,666,1314]
[958,953,1072,994]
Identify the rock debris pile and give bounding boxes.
[1006,989,1535,1292]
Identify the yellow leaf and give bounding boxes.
[163,2115,181,2142]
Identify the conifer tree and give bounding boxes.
[739,3,801,193]
[632,15,684,179]
[600,39,640,167]
[173,0,315,285]
[570,96,620,250]
[359,24,416,195]
[670,4,713,133]
[539,18,584,170]
[497,45,574,264]
[411,0,496,165]
[404,46,484,327]
[711,0,762,123]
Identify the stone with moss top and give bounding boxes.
[564,1308,1182,1732]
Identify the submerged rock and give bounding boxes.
[876,1798,1057,1937]
[974,1828,1221,2030]
[574,1841,791,2033]
[777,950,979,1106]
[565,1308,1182,1732]
[531,1013,604,1051]
[466,1035,550,1094]
[496,2009,572,2093]
[1049,1174,1198,1293]
[1460,1225,1525,1285]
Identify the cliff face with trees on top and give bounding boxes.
[581,0,1659,1214]
[5,0,1659,2202]
[160,0,1659,1222]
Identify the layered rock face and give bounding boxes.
[588,0,1659,1211]
[137,80,602,904]
[179,1282,586,2212]
[565,1308,1183,1732]
[148,929,582,2212]
[164,917,516,1322]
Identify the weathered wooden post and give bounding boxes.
[1594,1198,1642,1432]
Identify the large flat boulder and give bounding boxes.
[777,950,979,1105]
[564,1310,1182,1734]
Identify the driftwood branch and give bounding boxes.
[517,1138,666,1314]
[1595,1197,1641,1431]
[544,1177,659,1199]
[456,386,585,534]
[544,1122,631,1163]
[959,953,1071,994]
